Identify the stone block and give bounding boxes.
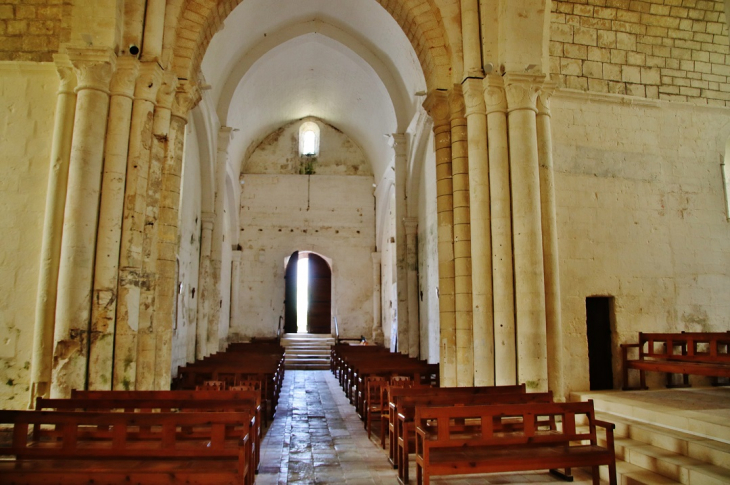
[588,46,611,62]
[598,29,616,47]
[604,63,623,80]
[565,43,588,59]
[574,26,598,45]
[641,67,661,84]
[627,51,645,65]
[622,65,642,83]
[561,58,583,75]
[583,60,604,78]
[617,31,637,50]
[611,49,627,64]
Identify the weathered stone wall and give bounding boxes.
[417,132,440,364]
[235,174,376,340]
[170,119,202,377]
[0,63,57,407]
[380,189,397,349]
[552,90,730,392]
[0,1,68,62]
[550,0,730,106]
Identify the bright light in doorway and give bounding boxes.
[297,254,309,333]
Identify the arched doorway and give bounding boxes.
[283,251,332,334]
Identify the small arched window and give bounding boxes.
[299,121,320,157]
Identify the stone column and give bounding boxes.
[449,86,474,387]
[405,218,420,358]
[423,91,456,387]
[196,213,214,359]
[371,252,384,346]
[113,62,163,391]
[87,56,139,390]
[483,74,516,385]
[52,48,115,398]
[31,56,77,403]
[537,82,565,400]
[463,77,495,386]
[460,0,483,79]
[207,127,233,355]
[141,0,166,62]
[136,72,177,390]
[393,133,409,354]
[504,73,548,392]
[152,82,199,389]
[230,249,242,332]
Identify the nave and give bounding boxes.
[256,371,598,485]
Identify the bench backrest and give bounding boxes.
[415,400,596,447]
[398,391,553,420]
[638,332,730,363]
[0,410,250,459]
[36,397,260,414]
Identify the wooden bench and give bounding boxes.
[0,410,252,485]
[36,393,261,480]
[414,401,617,485]
[621,332,730,390]
[395,391,554,484]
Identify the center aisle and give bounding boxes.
[256,370,400,485]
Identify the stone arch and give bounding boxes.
[166,0,452,91]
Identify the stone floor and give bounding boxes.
[255,370,600,485]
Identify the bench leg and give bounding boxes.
[549,468,573,482]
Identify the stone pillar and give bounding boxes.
[152,82,199,389]
[196,212,214,359]
[52,48,115,398]
[463,77,495,386]
[393,133,409,354]
[87,56,139,390]
[371,252,384,346]
[504,73,548,392]
[113,62,163,391]
[460,0,483,79]
[537,83,565,400]
[230,249,242,333]
[31,56,77,403]
[423,91,456,387]
[405,218,420,358]
[449,86,474,387]
[483,74,516,385]
[141,0,166,62]
[136,72,177,390]
[207,127,233,355]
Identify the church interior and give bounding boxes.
[1,0,729,483]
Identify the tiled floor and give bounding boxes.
[255,370,599,485]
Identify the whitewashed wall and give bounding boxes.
[552,91,730,392]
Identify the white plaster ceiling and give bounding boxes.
[200,0,427,182]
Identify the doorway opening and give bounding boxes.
[284,251,332,335]
[586,296,615,390]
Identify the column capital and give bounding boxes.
[404,217,418,235]
[156,71,178,110]
[134,62,164,103]
[172,81,201,121]
[448,85,465,122]
[218,126,234,153]
[201,212,215,229]
[462,77,486,118]
[503,73,545,114]
[422,90,450,128]
[109,56,139,99]
[482,74,508,115]
[53,53,77,95]
[537,80,558,117]
[65,47,115,95]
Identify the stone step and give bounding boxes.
[284,348,330,355]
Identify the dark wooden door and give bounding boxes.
[307,254,331,334]
[586,297,614,390]
[284,252,298,334]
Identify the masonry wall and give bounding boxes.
[235,174,376,340]
[550,0,730,106]
[380,190,397,349]
[0,62,57,407]
[552,90,730,392]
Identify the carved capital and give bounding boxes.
[503,73,545,113]
[422,90,450,129]
[218,126,233,154]
[172,81,201,120]
[537,80,557,117]
[134,62,164,103]
[66,47,115,95]
[462,78,486,117]
[109,56,139,99]
[482,74,508,115]
[53,54,77,95]
[156,72,179,110]
[448,85,465,122]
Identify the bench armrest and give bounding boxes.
[593,419,614,430]
[593,419,616,453]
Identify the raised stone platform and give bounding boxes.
[281,333,334,370]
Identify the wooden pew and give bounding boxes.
[395,391,554,484]
[0,410,252,485]
[414,401,617,485]
[38,393,261,480]
[621,332,730,390]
